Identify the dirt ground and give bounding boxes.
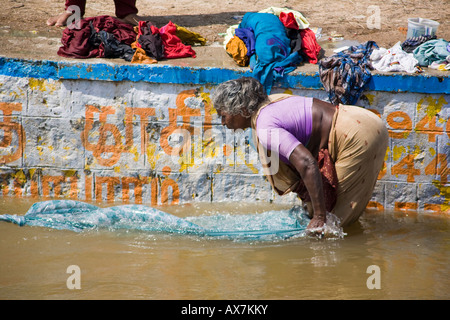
[0,0,449,62]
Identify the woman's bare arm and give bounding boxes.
[288,144,327,230]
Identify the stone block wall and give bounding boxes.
[0,59,449,213]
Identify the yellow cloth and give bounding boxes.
[174,24,207,46]
[130,41,157,64]
[223,24,239,49]
[226,36,249,67]
[129,24,207,64]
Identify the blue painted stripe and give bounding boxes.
[0,57,59,80]
[0,56,449,94]
[57,60,254,84]
[368,73,450,94]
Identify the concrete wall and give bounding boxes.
[0,57,449,213]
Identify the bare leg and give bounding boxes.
[47,1,86,27]
[117,13,146,26]
[114,0,145,26]
[46,11,74,27]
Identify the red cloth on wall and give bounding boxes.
[135,21,197,59]
[300,28,321,64]
[57,15,136,59]
[57,16,197,61]
[160,22,197,59]
[278,11,322,64]
[279,12,299,30]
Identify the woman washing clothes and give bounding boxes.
[212,77,388,232]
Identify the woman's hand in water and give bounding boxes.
[306,214,326,237]
[306,212,346,239]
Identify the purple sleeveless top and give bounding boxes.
[256,96,313,164]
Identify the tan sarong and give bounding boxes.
[328,105,389,226]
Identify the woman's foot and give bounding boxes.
[46,11,74,27]
[118,13,144,26]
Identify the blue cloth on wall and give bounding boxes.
[319,41,378,105]
[413,39,450,66]
[235,27,255,57]
[0,200,310,241]
[238,12,302,93]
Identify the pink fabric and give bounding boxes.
[256,96,313,164]
[159,22,197,59]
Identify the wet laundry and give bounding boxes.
[159,21,197,59]
[284,26,302,54]
[57,15,203,62]
[225,36,249,67]
[58,15,136,59]
[174,24,207,46]
[88,22,135,61]
[299,28,321,64]
[413,38,450,67]
[135,21,165,60]
[235,28,255,57]
[279,11,300,30]
[401,35,436,53]
[237,12,303,93]
[319,41,378,105]
[0,200,314,240]
[428,61,450,71]
[224,8,321,93]
[258,6,310,29]
[130,46,157,64]
[370,41,420,73]
[278,11,321,64]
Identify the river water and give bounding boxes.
[0,198,448,300]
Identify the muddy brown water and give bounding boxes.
[0,197,448,300]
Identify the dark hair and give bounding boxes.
[211,77,269,118]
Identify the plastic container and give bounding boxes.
[422,19,440,36]
[407,18,440,38]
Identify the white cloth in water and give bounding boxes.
[370,41,419,73]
